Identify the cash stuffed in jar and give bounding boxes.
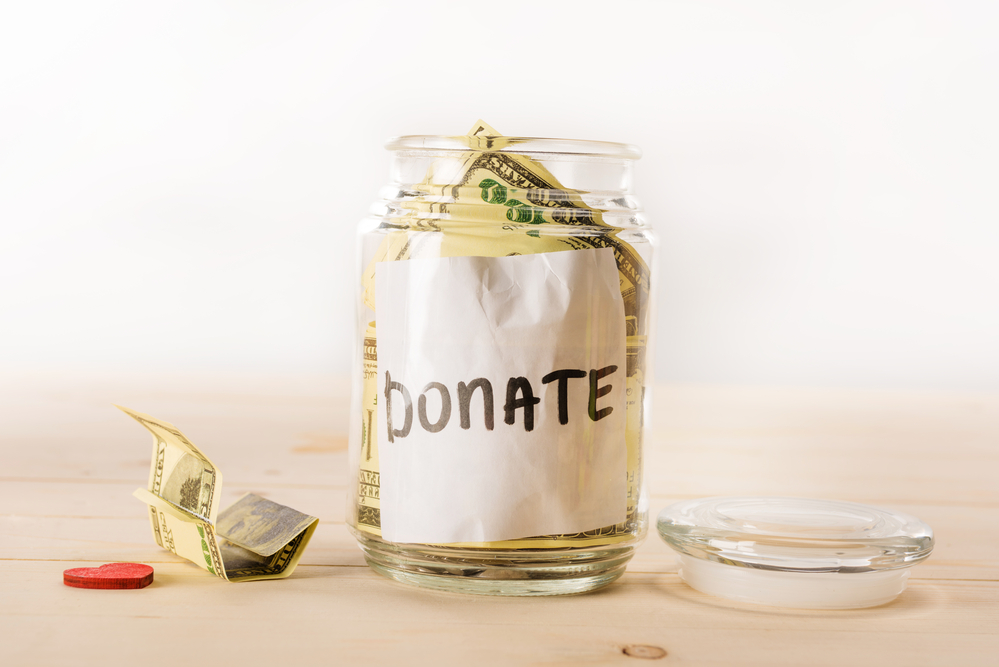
[347,121,656,595]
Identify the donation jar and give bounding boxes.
[347,121,657,595]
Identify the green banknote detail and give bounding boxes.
[124,407,319,581]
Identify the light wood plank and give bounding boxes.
[1,561,996,667]
[1,375,997,666]
[2,498,996,581]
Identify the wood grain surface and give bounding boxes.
[1,372,996,666]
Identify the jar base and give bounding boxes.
[353,529,636,596]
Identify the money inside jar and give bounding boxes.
[347,121,654,595]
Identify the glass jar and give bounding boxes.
[346,124,657,596]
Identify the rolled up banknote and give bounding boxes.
[121,406,318,582]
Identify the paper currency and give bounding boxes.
[353,121,651,548]
[121,406,318,582]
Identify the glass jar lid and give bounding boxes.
[385,134,642,160]
[656,497,934,609]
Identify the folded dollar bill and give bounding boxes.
[120,406,318,582]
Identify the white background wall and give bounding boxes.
[2,0,997,391]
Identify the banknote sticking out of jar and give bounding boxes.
[346,121,656,596]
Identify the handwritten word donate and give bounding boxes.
[383,365,619,442]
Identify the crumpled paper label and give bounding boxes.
[376,247,627,543]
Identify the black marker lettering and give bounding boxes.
[458,378,494,431]
[588,365,618,422]
[418,382,452,433]
[542,369,587,425]
[384,370,413,442]
[504,377,541,432]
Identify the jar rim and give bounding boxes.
[385,135,642,160]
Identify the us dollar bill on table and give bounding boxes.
[120,406,318,582]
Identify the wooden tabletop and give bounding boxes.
[2,373,997,666]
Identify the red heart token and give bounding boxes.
[63,563,154,590]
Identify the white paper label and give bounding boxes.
[376,247,627,544]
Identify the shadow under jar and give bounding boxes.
[346,131,657,595]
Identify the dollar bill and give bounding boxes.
[117,405,222,524]
[122,407,318,581]
[362,120,652,337]
[353,121,651,548]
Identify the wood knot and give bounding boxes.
[622,645,667,660]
